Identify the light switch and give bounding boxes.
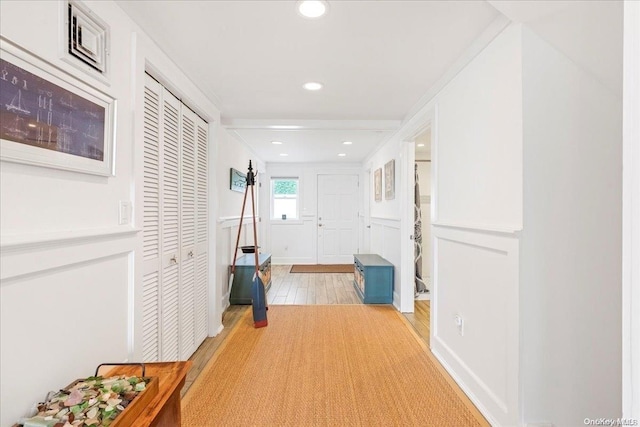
[119,200,130,225]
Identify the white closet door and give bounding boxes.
[180,107,197,359]
[141,75,209,363]
[194,117,209,344]
[160,89,182,362]
[141,75,162,362]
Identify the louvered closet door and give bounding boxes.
[194,117,209,345]
[141,75,162,362]
[179,110,209,359]
[142,75,209,363]
[180,108,197,359]
[160,89,182,362]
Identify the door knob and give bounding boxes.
[318,224,323,227]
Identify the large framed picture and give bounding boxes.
[0,38,116,176]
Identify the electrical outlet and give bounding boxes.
[454,314,464,336]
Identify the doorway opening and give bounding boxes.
[404,127,432,346]
[414,128,432,299]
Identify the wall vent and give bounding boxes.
[66,1,108,74]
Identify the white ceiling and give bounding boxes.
[116,0,500,163]
[488,1,623,97]
[116,1,622,164]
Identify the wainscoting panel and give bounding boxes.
[431,225,519,427]
[270,218,316,265]
[1,248,132,424]
[217,216,254,310]
[0,227,137,281]
[369,217,401,309]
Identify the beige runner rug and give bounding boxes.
[182,305,487,426]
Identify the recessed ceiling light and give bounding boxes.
[280,153,289,157]
[303,82,323,91]
[269,125,303,129]
[271,141,283,145]
[342,141,352,145]
[297,1,328,18]
[417,143,425,147]
[338,153,346,157]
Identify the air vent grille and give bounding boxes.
[67,1,108,74]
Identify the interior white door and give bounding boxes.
[317,174,359,264]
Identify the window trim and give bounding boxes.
[270,177,300,220]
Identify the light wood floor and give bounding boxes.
[404,300,431,346]
[183,266,431,397]
[267,264,361,305]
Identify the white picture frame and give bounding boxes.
[0,38,116,176]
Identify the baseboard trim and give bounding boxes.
[431,346,502,427]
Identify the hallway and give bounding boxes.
[1,1,634,425]
[184,267,433,398]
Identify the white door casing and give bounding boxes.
[400,140,415,313]
[317,174,359,264]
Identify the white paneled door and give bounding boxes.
[317,175,359,264]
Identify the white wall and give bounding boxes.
[0,2,135,424]
[215,129,265,310]
[364,138,404,309]
[264,162,362,265]
[0,1,222,424]
[430,24,523,426]
[368,16,623,426]
[520,27,622,426]
[435,26,523,232]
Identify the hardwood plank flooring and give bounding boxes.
[404,300,431,346]
[182,304,248,398]
[266,265,360,305]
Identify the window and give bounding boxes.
[271,178,299,220]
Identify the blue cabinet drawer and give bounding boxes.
[353,254,394,304]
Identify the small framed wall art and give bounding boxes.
[384,159,395,200]
[0,38,116,176]
[374,168,382,202]
[230,167,247,193]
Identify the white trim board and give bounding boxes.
[623,0,640,419]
